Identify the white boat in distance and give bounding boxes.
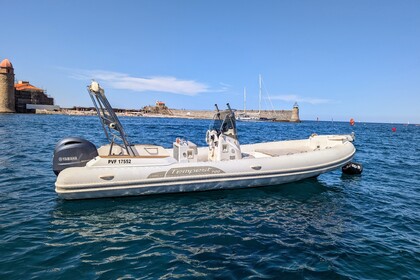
[236,75,276,122]
[53,81,356,200]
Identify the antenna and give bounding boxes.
[214,104,220,112]
[226,103,238,138]
[226,103,233,114]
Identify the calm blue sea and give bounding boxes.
[0,114,419,279]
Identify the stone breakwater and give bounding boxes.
[43,108,300,122]
[170,109,300,122]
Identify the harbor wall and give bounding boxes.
[170,109,300,122]
[59,107,300,122]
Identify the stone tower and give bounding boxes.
[290,102,300,122]
[0,58,15,113]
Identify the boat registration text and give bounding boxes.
[108,159,132,164]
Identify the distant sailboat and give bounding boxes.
[236,87,258,121]
[236,75,275,122]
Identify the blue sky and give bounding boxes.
[1,0,419,123]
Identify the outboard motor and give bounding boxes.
[53,137,98,175]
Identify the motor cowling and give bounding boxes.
[53,137,98,175]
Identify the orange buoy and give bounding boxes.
[392,127,396,132]
[350,118,355,126]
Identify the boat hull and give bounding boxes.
[55,137,355,200]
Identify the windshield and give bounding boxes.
[209,110,237,138]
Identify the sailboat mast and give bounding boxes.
[244,87,246,113]
[258,74,262,114]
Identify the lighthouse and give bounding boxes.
[290,102,300,122]
[0,58,15,113]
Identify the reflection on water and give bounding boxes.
[48,179,349,278]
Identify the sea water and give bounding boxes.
[0,114,419,279]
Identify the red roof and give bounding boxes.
[15,82,44,92]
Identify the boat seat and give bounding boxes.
[98,144,126,156]
[133,144,170,158]
[98,144,169,158]
[254,148,306,157]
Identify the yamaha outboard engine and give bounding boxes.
[53,137,98,175]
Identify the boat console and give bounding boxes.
[173,138,198,163]
[206,104,242,162]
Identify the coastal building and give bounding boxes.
[155,101,166,108]
[142,101,173,115]
[0,58,56,113]
[14,81,54,113]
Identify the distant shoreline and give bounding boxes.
[35,108,301,122]
[27,109,420,125]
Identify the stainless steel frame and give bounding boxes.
[87,81,137,156]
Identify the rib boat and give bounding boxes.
[53,81,356,200]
